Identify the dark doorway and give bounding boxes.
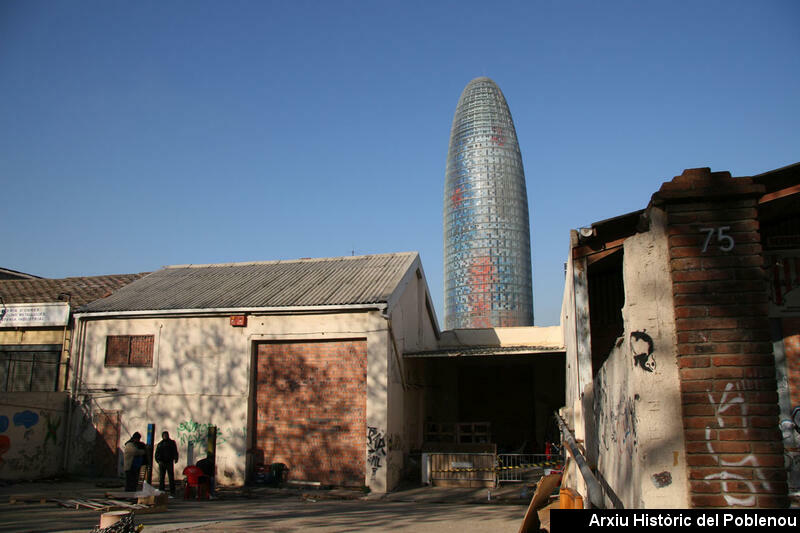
[423,353,565,454]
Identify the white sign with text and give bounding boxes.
[0,302,70,327]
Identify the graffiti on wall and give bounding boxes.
[630,330,655,372]
[176,420,247,457]
[780,406,800,494]
[0,410,43,464]
[0,436,9,464]
[594,370,638,457]
[14,410,39,429]
[0,409,61,474]
[702,381,774,506]
[177,420,224,448]
[652,471,672,488]
[367,426,386,478]
[44,414,61,446]
[766,254,800,310]
[386,433,403,452]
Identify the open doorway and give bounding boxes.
[421,352,564,454]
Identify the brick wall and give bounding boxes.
[655,168,788,508]
[254,339,367,487]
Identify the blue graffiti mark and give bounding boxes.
[13,410,39,429]
[0,416,8,433]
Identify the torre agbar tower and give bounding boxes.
[444,77,533,329]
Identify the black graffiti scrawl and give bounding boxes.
[367,426,386,478]
[630,330,655,372]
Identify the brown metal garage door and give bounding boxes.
[254,339,367,486]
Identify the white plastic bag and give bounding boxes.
[136,481,162,497]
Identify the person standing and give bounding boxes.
[196,456,216,498]
[155,431,179,495]
[123,432,146,492]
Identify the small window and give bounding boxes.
[105,335,154,367]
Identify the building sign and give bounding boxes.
[0,303,70,327]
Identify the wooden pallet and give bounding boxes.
[8,494,50,504]
[51,498,148,511]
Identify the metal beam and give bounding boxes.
[555,412,605,509]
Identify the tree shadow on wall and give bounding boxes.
[77,318,245,480]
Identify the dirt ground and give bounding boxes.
[0,479,546,533]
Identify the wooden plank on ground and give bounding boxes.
[104,499,140,509]
[66,499,83,510]
[531,473,562,510]
[105,491,140,499]
[518,473,563,533]
[9,494,49,504]
[74,498,105,510]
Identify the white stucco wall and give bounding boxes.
[562,209,689,508]
[605,207,688,508]
[438,326,563,348]
[383,264,440,489]
[69,309,395,490]
[560,233,593,503]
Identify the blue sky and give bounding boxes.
[2,1,798,326]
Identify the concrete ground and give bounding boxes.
[0,479,539,533]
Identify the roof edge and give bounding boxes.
[76,303,389,318]
[164,251,419,270]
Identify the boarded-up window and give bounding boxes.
[105,335,154,367]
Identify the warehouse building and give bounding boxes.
[66,252,439,492]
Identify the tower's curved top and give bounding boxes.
[443,77,533,329]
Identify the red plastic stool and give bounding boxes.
[182,465,209,500]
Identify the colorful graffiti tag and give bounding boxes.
[0,410,42,464]
[176,420,246,456]
[0,409,61,471]
[177,420,222,447]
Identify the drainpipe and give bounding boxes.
[555,412,605,509]
[63,313,86,472]
[57,293,71,392]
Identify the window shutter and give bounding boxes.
[129,335,154,367]
[106,336,130,366]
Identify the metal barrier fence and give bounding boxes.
[427,452,496,487]
[424,452,565,486]
[496,453,564,483]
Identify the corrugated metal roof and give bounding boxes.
[79,252,419,313]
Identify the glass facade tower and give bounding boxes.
[444,77,533,329]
